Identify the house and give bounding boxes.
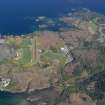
[0,77,11,89]
[61,45,74,63]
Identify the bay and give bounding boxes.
[0,0,105,35]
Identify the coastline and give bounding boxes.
[0,9,105,105]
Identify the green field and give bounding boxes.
[41,50,66,64]
[90,18,98,33]
[18,39,32,65]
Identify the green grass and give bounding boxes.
[89,18,99,34]
[18,39,32,65]
[0,59,10,64]
[90,20,98,33]
[19,48,32,65]
[41,50,66,64]
[19,39,32,48]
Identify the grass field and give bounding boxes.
[89,18,98,33]
[6,36,66,66]
[17,39,33,65]
[41,50,66,64]
[19,48,32,64]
